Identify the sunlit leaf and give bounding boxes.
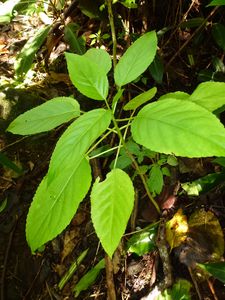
[126,224,158,256]
[114,31,157,87]
[65,52,109,100]
[7,97,80,135]
[131,99,225,157]
[84,48,112,74]
[207,0,225,6]
[123,87,157,111]
[166,209,188,250]
[91,169,135,257]
[189,82,225,112]
[181,172,225,196]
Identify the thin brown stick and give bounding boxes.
[165,6,218,69]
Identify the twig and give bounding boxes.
[156,214,173,289]
[1,218,18,300]
[107,0,117,68]
[105,255,117,300]
[165,6,218,69]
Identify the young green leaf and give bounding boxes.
[147,164,164,195]
[131,99,225,157]
[26,158,91,252]
[123,87,157,110]
[84,48,112,74]
[158,91,190,101]
[73,259,105,297]
[198,262,225,283]
[65,52,109,100]
[7,97,80,135]
[47,109,111,183]
[189,82,225,112]
[212,23,225,51]
[91,169,135,258]
[14,25,51,77]
[126,224,158,256]
[114,31,157,87]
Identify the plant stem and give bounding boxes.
[105,101,161,214]
[107,0,117,68]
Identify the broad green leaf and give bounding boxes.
[0,198,7,213]
[47,109,111,183]
[198,262,225,283]
[123,87,157,110]
[84,48,112,74]
[114,31,157,87]
[26,158,91,252]
[64,24,85,54]
[73,259,105,297]
[131,99,225,157]
[15,25,51,77]
[208,0,225,6]
[126,224,158,256]
[189,82,225,111]
[147,164,164,195]
[65,52,109,100]
[27,109,111,252]
[149,54,164,84]
[91,169,135,257]
[212,23,225,51]
[7,97,80,135]
[158,91,190,101]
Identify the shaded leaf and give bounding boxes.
[149,53,164,84]
[198,262,225,283]
[64,24,85,54]
[73,259,105,297]
[65,52,109,100]
[7,97,80,135]
[84,48,112,74]
[126,224,158,256]
[15,25,51,77]
[188,209,224,259]
[170,280,192,300]
[91,169,135,257]
[180,18,205,29]
[131,99,225,157]
[0,152,23,174]
[58,248,89,290]
[147,164,164,195]
[114,31,157,87]
[123,87,157,111]
[212,23,225,51]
